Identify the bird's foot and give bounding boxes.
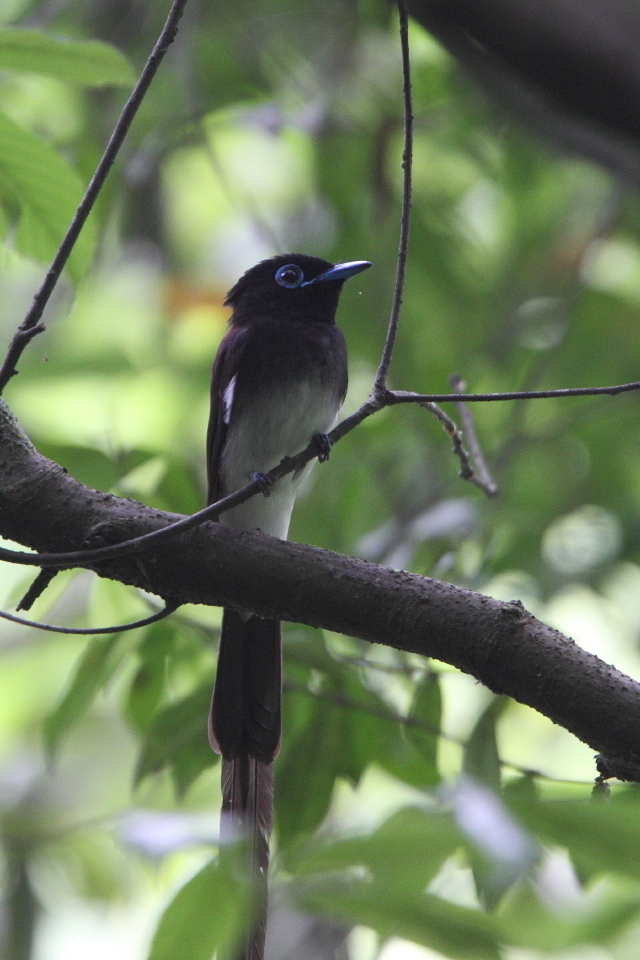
[250,472,273,497]
[313,433,332,462]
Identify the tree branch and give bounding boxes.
[0,602,176,635]
[0,399,638,782]
[0,0,189,394]
[449,375,499,497]
[373,0,413,393]
[388,381,640,403]
[418,399,497,497]
[403,0,640,183]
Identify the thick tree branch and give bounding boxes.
[403,0,640,182]
[407,0,640,145]
[0,401,638,783]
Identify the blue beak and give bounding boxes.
[307,260,372,285]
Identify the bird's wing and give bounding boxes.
[206,328,246,505]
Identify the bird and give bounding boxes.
[206,252,371,960]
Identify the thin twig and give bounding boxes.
[419,401,478,486]
[388,379,640,403]
[16,568,60,610]
[0,601,177,635]
[449,375,499,497]
[373,0,413,393]
[0,0,189,394]
[420,399,491,495]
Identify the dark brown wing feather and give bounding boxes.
[206,328,247,505]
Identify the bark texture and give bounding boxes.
[1,399,639,781]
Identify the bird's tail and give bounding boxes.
[220,755,273,959]
[209,609,282,960]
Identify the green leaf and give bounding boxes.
[44,632,125,759]
[404,670,441,786]
[276,691,346,847]
[461,698,514,907]
[511,795,640,883]
[337,670,405,783]
[498,878,640,951]
[463,698,508,792]
[16,203,63,267]
[0,28,135,86]
[502,775,538,804]
[278,661,442,846]
[46,831,130,901]
[278,664,399,843]
[126,658,167,734]
[135,681,215,795]
[0,111,95,281]
[124,621,176,734]
[289,806,464,893]
[298,878,501,960]
[147,857,249,960]
[450,778,538,911]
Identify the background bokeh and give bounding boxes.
[2,1,640,958]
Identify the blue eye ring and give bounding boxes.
[275,264,305,288]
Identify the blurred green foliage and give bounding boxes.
[2,1,640,958]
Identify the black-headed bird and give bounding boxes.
[206,253,371,960]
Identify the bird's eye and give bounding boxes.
[275,264,304,288]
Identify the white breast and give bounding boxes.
[220,380,341,540]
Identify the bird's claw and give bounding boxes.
[313,433,332,462]
[250,472,273,497]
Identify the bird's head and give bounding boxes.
[225,253,371,326]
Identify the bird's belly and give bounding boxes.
[220,379,340,539]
